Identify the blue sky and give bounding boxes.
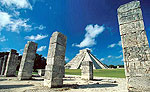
[0,0,150,65]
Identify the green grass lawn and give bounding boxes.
[65,69,125,78]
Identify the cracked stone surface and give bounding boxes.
[18,41,38,80]
[118,0,150,91]
[44,32,67,88]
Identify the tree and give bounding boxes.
[0,52,9,58]
[33,53,46,71]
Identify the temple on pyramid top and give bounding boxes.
[65,49,108,69]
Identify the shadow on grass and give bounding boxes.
[63,83,118,89]
[78,83,118,88]
[0,84,34,89]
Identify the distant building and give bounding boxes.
[65,49,108,69]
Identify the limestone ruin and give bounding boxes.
[18,41,38,80]
[65,49,108,69]
[1,55,8,75]
[118,1,150,91]
[44,32,67,88]
[0,57,4,75]
[81,52,93,80]
[4,49,19,77]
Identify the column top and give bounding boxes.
[117,0,140,13]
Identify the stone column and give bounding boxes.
[18,41,37,80]
[1,55,8,75]
[44,32,67,88]
[118,1,150,91]
[0,57,4,74]
[81,61,93,80]
[4,49,19,77]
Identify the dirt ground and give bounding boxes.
[0,75,128,92]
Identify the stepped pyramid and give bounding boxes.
[65,49,108,69]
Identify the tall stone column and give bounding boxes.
[18,41,37,80]
[1,55,8,75]
[118,1,150,91]
[81,52,93,80]
[0,57,4,74]
[4,49,19,77]
[44,32,67,88]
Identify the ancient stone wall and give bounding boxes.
[118,1,150,91]
[44,32,67,88]
[4,49,19,77]
[18,41,37,80]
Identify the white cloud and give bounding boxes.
[34,25,46,30]
[37,46,46,52]
[108,55,112,58]
[0,36,7,42]
[25,34,48,41]
[118,41,122,46]
[1,48,11,52]
[107,40,122,48]
[0,0,32,9]
[116,55,122,59]
[100,58,104,61]
[0,11,32,33]
[108,43,116,48]
[73,24,105,48]
[0,12,12,28]
[65,56,69,62]
[121,58,124,62]
[7,19,32,33]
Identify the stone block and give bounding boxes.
[123,46,150,62]
[118,8,143,25]
[47,43,66,58]
[117,1,140,13]
[46,56,65,66]
[121,30,149,48]
[50,32,67,46]
[119,20,144,35]
[81,61,93,80]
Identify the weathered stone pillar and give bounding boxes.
[118,1,150,91]
[4,49,19,77]
[81,53,93,80]
[0,57,4,74]
[1,55,8,75]
[18,41,37,80]
[44,32,67,88]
